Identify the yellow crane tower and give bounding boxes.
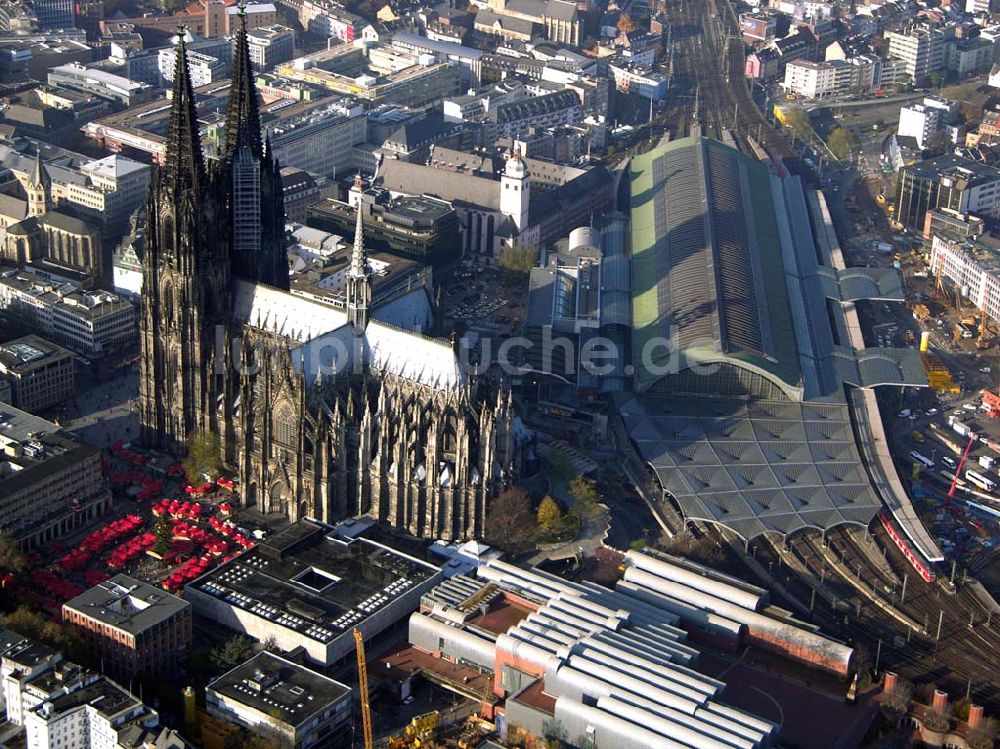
[354,629,374,749]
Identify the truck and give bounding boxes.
[980,455,996,471]
[952,419,972,438]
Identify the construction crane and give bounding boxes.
[949,435,977,499]
[354,629,374,749]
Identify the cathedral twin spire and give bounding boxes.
[224,2,263,161]
[165,30,205,194]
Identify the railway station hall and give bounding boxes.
[617,136,941,561]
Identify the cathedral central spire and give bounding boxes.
[350,184,369,279]
[224,0,263,161]
[165,28,204,192]
[346,190,373,330]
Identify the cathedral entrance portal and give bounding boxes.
[268,480,289,516]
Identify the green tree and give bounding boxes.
[0,531,26,575]
[497,245,538,277]
[952,696,972,722]
[182,430,222,483]
[826,127,860,161]
[484,486,536,553]
[152,514,173,558]
[568,476,600,521]
[210,634,257,673]
[537,496,561,529]
[3,606,83,659]
[782,108,813,143]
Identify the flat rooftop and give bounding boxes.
[208,651,350,728]
[187,520,439,644]
[63,574,190,635]
[37,676,141,722]
[0,334,73,374]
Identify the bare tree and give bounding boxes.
[485,487,536,553]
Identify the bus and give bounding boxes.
[910,451,935,469]
[965,470,996,493]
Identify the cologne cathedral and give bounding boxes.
[138,13,517,540]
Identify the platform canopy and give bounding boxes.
[618,393,883,540]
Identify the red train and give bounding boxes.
[878,510,936,583]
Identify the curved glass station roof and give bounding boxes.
[624,137,933,543]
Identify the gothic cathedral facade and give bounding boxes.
[139,17,516,540]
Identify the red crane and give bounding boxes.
[948,435,977,499]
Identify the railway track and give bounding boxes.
[658,0,792,161]
[644,0,1000,705]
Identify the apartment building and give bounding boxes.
[886,25,954,84]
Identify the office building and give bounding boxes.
[931,232,1000,329]
[307,189,458,263]
[245,24,295,70]
[0,404,112,549]
[0,335,74,413]
[894,155,1000,229]
[33,0,73,30]
[0,269,137,356]
[274,45,461,107]
[207,652,352,749]
[46,63,154,107]
[62,575,193,678]
[185,519,443,667]
[159,38,229,87]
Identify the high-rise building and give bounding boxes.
[32,0,73,29]
[886,25,954,85]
